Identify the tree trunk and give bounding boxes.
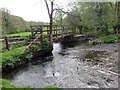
[50,15,53,49]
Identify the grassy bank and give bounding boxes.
[89,34,120,45]
[0,78,31,89]
[97,34,119,43]
[1,45,42,69]
[0,78,61,89]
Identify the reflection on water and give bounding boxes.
[2,41,118,88]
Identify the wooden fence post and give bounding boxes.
[40,26,43,44]
[5,37,9,50]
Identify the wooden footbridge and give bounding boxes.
[3,25,82,50]
[30,25,77,39]
[30,25,80,47]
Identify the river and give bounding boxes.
[2,41,118,88]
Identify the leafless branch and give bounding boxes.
[44,0,51,17]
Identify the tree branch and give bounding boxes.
[44,0,51,18]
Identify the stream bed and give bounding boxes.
[2,41,119,88]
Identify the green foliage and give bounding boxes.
[29,45,41,52]
[98,34,118,43]
[1,44,42,68]
[12,43,25,48]
[1,47,24,68]
[42,39,50,50]
[25,52,33,60]
[62,2,119,34]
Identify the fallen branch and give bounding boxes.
[21,34,42,54]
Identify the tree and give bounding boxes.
[44,0,54,48]
[1,8,10,34]
[63,1,119,34]
[0,8,31,34]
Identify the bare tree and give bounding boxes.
[44,0,54,48]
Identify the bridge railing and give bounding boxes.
[30,25,76,38]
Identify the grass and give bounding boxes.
[5,32,31,37]
[0,78,32,89]
[4,28,74,37]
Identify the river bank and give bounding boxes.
[2,40,119,88]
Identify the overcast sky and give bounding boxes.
[0,0,74,22]
[0,0,119,22]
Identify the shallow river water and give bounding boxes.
[3,41,118,88]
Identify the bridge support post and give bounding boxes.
[40,26,43,45]
[30,26,34,36]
